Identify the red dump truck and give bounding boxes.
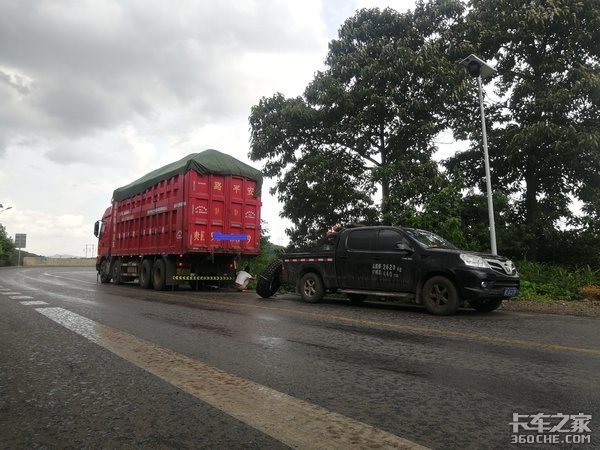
[94,149,263,290]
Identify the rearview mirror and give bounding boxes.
[94,220,102,238]
[395,242,414,254]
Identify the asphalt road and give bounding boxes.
[1,266,598,449]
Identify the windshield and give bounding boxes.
[404,229,457,250]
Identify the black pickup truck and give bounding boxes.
[256,225,520,315]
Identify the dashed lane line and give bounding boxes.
[20,300,48,305]
[34,306,428,450]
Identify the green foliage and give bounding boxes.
[0,224,15,266]
[448,0,600,260]
[515,260,600,302]
[249,2,467,247]
[250,0,600,264]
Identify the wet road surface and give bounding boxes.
[1,266,598,449]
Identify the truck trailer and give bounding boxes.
[94,149,262,290]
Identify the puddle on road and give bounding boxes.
[140,312,235,337]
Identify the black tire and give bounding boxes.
[152,259,166,291]
[256,260,282,298]
[347,293,367,303]
[140,259,153,289]
[99,259,111,284]
[422,276,460,315]
[111,258,122,284]
[300,272,324,303]
[470,298,503,312]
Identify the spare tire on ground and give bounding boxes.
[256,259,283,298]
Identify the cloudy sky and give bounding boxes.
[0,0,418,257]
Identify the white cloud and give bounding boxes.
[0,0,416,256]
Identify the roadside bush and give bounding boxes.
[515,261,600,302]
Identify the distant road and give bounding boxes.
[1,266,598,449]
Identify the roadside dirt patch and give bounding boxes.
[501,299,600,318]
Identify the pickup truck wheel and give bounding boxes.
[152,259,166,291]
[300,273,324,303]
[99,260,111,284]
[422,276,459,315]
[140,259,153,289]
[470,298,502,312]
[256,260,282,298]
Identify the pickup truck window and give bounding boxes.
[377,229,409,251]
[347,229,376,251]
[405,228,456,249]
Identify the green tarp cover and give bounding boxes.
[112,149,263,202]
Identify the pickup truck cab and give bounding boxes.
[257,226,519,315]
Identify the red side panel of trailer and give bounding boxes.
[109,171,261,257]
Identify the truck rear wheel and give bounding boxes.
[300,272,324,303]
[152,259,166,291]
[256,260,282,298]
[140,259,153,289]
[422,276,459,315]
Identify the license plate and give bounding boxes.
[504,287,518,297]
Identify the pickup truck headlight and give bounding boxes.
[459,253,491,269]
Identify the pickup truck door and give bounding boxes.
[376,229,417,292]
[336,228,378,290]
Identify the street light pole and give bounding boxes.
[460,54,498,255]
[476,74,497,255]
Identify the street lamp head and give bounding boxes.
[460,54,496,79]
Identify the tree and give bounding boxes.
[0,224,15,266]
[447,0,600,260]
[249,1,467,246]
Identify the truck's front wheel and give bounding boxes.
[99,259,111,284]
[422,276,459,315]
[111,258,122,284]
[300,273,324,303]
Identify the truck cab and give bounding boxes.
[94,206,113,283]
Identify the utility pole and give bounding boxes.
[84,244,95,258]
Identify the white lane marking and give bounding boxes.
[42,272,98,286]
[12,296,35,300]
[20,300,48,305]
[0,288,11,291]
[1,292,21,295]
[35,307,428,450]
